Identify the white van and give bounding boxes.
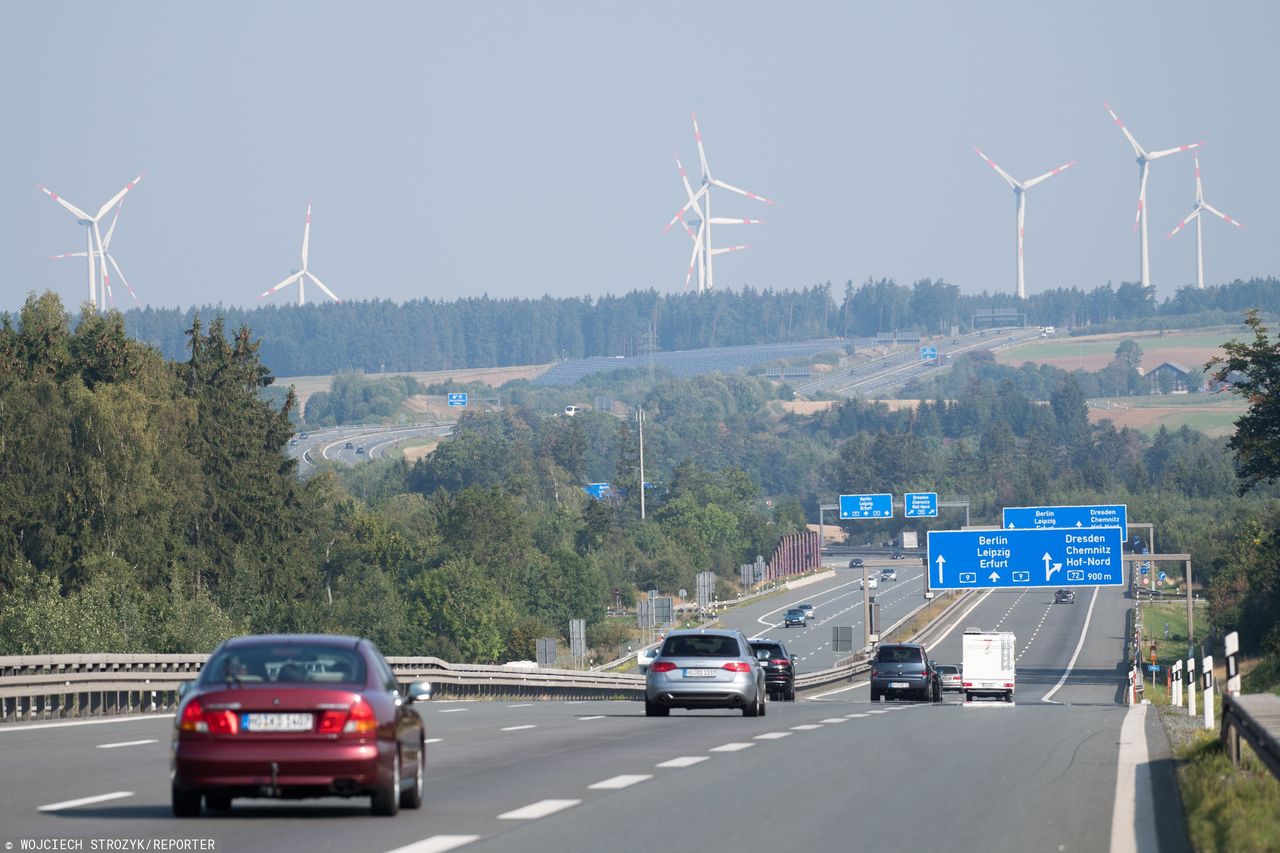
[961,629,1016,702]
[564,405,582,416]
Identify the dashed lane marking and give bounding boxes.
[384,836,481,853]
[96,739,157,749]
[589,774,653,790]
[425,738,444,744]
[657,756,709,768]
[438,708,468,713]
[577,715,606,721]
[819,718,847,724]
[498,799,581,820]
[38,791,134,812]
[710,742,755,752]
[754,732,793,740]
[790,724,823,730]
[501,725,536,732]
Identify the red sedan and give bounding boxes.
[171,634,431,816]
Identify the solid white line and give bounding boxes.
[501,725,536,731]
[790,724,823,731]
[506,703,533,708]
[438,708,469,713]
[384,836,481,853]
[96,739,157,749]
[709,742,755,752]
[498,799,581,820]
[810,679,870,699]
[0,714,172,733]
[1110,703,1155,853]
[38,791,133,811]
[588,774,652,790]
[754,731,792,740]
[927,588,996,647]
[657,756,708,768]
[1042,585,1101,704]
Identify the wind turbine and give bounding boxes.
[974,146,1076,299]
[671,154,755,292]
[38,172,145,312]
[1105,101,1204,289]
[51,199,142,308]
[664,112,772,293]
[1166,156,1244,290]
[258,203,341,305]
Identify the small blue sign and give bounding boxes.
[839,493,893,519]
[1002,504,1127,532]
[904,492,938,518]
[583,483,611,499]
[1158,570,1167,581]
[1148,664,1161,672]
[926,526,1124,590]
[1140,564,1149,575]
[448,392,468,407]
[920,346,938,361]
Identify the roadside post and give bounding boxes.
[1172,659,1183,707]
[1186,656,1196,717]
[1202,655,1214,730]
[1224,631,1240,696]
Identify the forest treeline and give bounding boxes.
[115,277,1280,377]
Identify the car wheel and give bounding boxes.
[1005,691,1014,703]
[760,691,767,717]
[785,687,796,702]
[645,699,669,717]
[869,689,880,702]
[964,691,973,702]
[932,682,942,703]
[743,694,761,717]
[371,748,401,816]
[400,739,424,810]
[204,793,231,812]
[171,785,202,818]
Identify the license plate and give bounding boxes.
[684,668,716,678]
[241,712,314,732]
[889,682,909,689]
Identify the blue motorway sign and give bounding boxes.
[448,392,468,407]
[1001,503,1127,531]
[920,346,938,361]
[926,526,1124,589]
[904,492,938,518]
[839,493,893,519]
[583,483,611,499]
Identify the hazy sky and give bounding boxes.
[3,1,1276,314]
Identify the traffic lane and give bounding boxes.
[1041,583,1134,706]
[455,698,1124,853]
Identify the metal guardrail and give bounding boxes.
[1221,692,1280,782]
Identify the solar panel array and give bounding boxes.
[532,338,849,386]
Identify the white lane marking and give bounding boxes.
[385,836,481,853]
[425,738,444,744]
[844,713,869,718]
[811,679,869,698]
[499,799,581,820]
[589,774,653,790]
[657,756,709,768]
[1042,585,1102,704]
[506,703,533,708]
[1110,703,1156,853]
[501,725,536,732]
[438,708,469,713]
[819,718,847,724]
[754,731,792,740]
[709,742,755,752]
[577,715,606,721]
[790,724,823,731]
[925,588,997,647]
[962,701,1016,708]
[38,791,134,811]
[0,714,172,733]
[867,709,891,715]
[96,739,157,749]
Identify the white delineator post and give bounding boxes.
[1186,656,1196,717]
[1172,659,1183,707]
[1224,631,1240,696]
[1202,655,1214,730]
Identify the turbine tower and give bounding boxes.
[38,172,145,312]
[1105,101,1204,289]
[1166,156,1244,290]
[974,146,1076,299]
[258,203,341,305]
[664,112,772,293]
[51,199,142,308]
[670,154,754,292]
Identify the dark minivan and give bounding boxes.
[870,642,941,703]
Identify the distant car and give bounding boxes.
[564,405,582,416]
[356,446,366,454]
[860,577,878,590]
[644,629,766,717]
[299,432,309,439]
[783,609,806,627]
[870,642,941,703]
[798,603,815,621]
[288,439,298,447]
[171,634,431,817]
[935,663,963,693]
[849,558,864,568]
[880,568,898,582]
[750,639,796,702]
[1054,589,1075,604]
[345,441,354,449]
[891,552,905,560]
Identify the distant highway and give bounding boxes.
[288,423,455,473]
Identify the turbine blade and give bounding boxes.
[708,217,763,225]
[1166,208,1199,238]
[664,186,708,233]
[306,271,341,303]
[1022,160,1077,189]
[692,111,709,179]
[259,272,301,300]
[101,200,124,249]
[974,146,1019,189]
[106,253,141,306]
[1203,203,1245,230]
[1134,166,1149,232]
[676,154,699,204]
[38,186,92,220]
[709,177,774,205]
[300,203,312,268]
[710,244,749,256]
[50,251,89,260]
[1148,141,1205,160]
[1194,156,1204,202]
[684,224,704,291]
[1104,101,1146,158]
[94,171,145,220]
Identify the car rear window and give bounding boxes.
[875,645,924,664]
[751,644,783,658]
[936,665,959,675]
[662,635,742,658]
[203,643,366,685]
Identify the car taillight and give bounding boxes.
[770,659,789,666]
[723,662,751,672]
[179,699,207,733]
[962,682,972,687]
[1004,683,1014,688]
[871,668,879,678]
[206,709,238,734]
[343,698,378,735]
[650,661,677,673]
[178,700,238,734]
[317,709,348,734]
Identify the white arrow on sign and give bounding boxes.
[1043,552,1063,582]
[988,571,1000,583]
[1075,521,1083,527]
[1007,522,1015,529]
[935,555,946,585]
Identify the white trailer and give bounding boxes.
[962,629,1016,702]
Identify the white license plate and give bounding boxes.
[241,712,314,732]
[684,668,716,678]
[889,682,910,689]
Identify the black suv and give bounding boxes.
[750,639,796,702]
[870,642,941,703]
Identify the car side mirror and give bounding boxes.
[407,681,433,703]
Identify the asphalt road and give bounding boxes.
[288,423,454,472]
[0,580,1185,853]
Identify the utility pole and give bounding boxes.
[638,407,646,520]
